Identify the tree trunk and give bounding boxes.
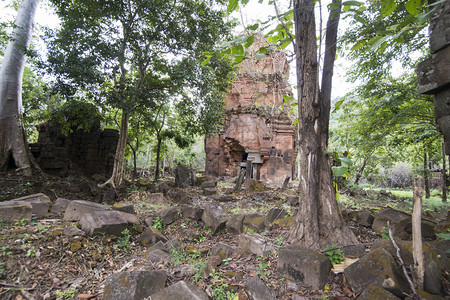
[0,0,40,176]
[288,0,357,250]
[354,155,369,185]
[99,112,129,188]
[154,136,162,182]
[424,148,430,199]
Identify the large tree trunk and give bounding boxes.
[99,112,129,188]
[0,0,40,176]
[288,0,357,250]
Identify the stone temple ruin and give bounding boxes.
[205,37,298,186]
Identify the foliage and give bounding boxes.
[323,243,344,266]
[152,217,165,231]
[56,287,76,300]
[255,256,272,279]
[275,236,284,246]
[114,229,133,251]
[208,269,236,300]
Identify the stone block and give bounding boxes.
[175,167,191,187]
[226,214,245,234]
[277,245,331,290]
[372,208,411,235]
[103,270,166,300]
[12,193,51,217]
[0,201,32,223]
[245,276,275,300]
[213,195,234,202]
[79,210,128,236]
[344,247,409,297]
[272,216,294,228]
[200,180,216,189]
[117,211,140,225]
[437,115,450,155]
[433,89,450,120]
[244,213,266,232]
[266,208,287,225]
[145,249,172,264]
[348,209,374,227]
[150,281,208,300]
[203,187,217,196]
[139,227,168,247]
[358,284,400,300]
[201,201,228,234]
[51,198,72,213]
[157,207,181,225]
[239,234,277,257]
[168,189,189,204]
[180,205,204,220]
[112,202,136,214]
[64,200,109,221]
[429,0,450,53]
[417,46,450,94]
[372,240,442,295]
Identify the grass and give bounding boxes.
[341,184,449,213]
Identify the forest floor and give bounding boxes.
[0,172,448,300]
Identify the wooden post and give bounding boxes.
[424,147,430,199]
[245,160,252,191]
[412,176,424,290]
[443,143,447,203]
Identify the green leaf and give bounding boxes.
[333,98,345,113]
[380,0,396,17]
[332,166,349,177]
[342,1,363,6]
[339,157,353,166]
[227,0,239,14]
[232,44,244,56]
[247,23,259,31]
[201,56,210,67]
[234,56,245,63]
[351,40,365,51]
[405,0,421,15]
[255,53,266,59]
[280,39,292,49]
[244,36,254,48]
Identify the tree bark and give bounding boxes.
[354,155,369,185]
[0,0,40,176]
[99,112,129,188]
[288,0,357,250]
[154,136,162,183]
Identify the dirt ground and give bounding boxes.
[0,172,448,300]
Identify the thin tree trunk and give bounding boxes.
[424,148,430,199]
[0,0,40,176]
[288,0,357,249]
[154,136,162,182]
[99,112,129,188]
[354,155,369,185]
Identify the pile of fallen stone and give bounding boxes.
[0,192,448,299]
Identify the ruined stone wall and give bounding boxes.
[30,122,118,176]
[417,0,450,152]
[205,37,297,186]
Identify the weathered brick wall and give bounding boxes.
[205,36,297,187]
[30,122,118,176]
[417,0,450,152]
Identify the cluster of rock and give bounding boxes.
[0,191,448,299]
